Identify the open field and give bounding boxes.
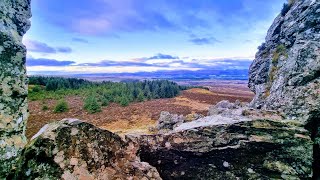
[27,80,254,139]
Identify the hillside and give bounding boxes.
[27,83,253,139]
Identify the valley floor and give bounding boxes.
[27,80,254,139]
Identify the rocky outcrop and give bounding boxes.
[131,119,312,179]
[156,111,185,133]
[10,119,161,179]
[248,0,320,122]
[0,0,31,177]
[248,0,320,177]
[2,0,319,179]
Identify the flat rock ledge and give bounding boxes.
[129,118,312,179]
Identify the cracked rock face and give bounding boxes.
[131,119,312,179]
[0,0,31,177]
[10,119,161,179]
[248,0,320,123]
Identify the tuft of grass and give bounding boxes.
[269,66,278,82]
[272,44,288,65]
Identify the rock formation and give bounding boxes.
[1,0,319,179]
[248,0,320,176]
[249,0,319,123]
[156,111,185,133]
[131,119,312,179]
[0,0,31,177]
[10,119,161,179]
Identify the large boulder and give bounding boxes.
[248,0,320,124]
[156,111,185,133]
[10,119,161,180]
[130,119,312,179]
[0,0,31,177]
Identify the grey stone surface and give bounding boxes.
[11,119,161,180]
[248,0,320,177]
[0,0,31,177]
[156,111,185,133]
[248,0,320,124]
[131,119,312,179]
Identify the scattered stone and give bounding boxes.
[156,111,185,133]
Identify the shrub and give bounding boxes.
[84,95,101,114]
[119,97,129,107]
[137,91,145,102]
[32,85,42,92]
[42,105,49,111]
[101,97,109,106]
[54,100,69,113]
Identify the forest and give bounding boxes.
[28,76,190,113]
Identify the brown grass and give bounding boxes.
[27,84,254,139]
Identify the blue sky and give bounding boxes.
[24,0,285,74]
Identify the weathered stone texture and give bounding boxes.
[0,0,31,177]
[248,0,320,123]
[248,0,320,177]
[10,119,161,179]
[131,119,312,179]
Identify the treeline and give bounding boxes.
[29,76,94,91]
[28,76,189,113]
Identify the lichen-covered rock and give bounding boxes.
[130,119,313,179]
[11,119,161,180]
[248,0,320,123]
[156,111,185,133]
[208,100,244,117]
[0,0,31,177]
[184,113,204,122]
[248,0,320,177]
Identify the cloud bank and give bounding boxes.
[24,40,73,54]
[27,53,253,74]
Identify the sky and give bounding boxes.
[24,0,286,75]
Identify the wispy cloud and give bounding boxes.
[27,58,75,66]
[24,39,73,54]
[27,55,253,74]
[147,53,179,60]
[34,0,284,36]
[56,47,72,53]
[189,34,221,45]
[72,37,89,43]
[79,60,158,67]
